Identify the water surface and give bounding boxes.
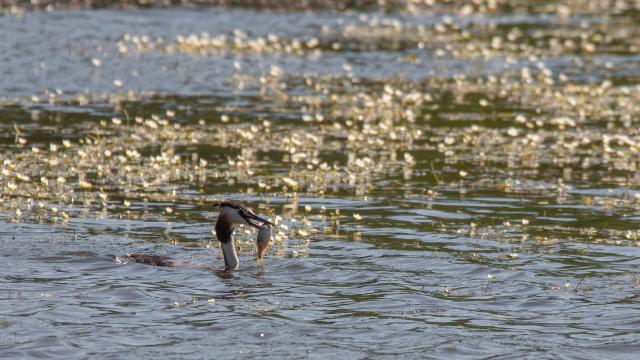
[2,2,640,359]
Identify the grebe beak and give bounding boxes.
[241,211,274,228]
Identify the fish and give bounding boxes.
[256,224,272,260]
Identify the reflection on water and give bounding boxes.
[2,2,640,359]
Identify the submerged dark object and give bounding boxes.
[129,201,273,270]
[128,253,177,267]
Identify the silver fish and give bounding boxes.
[256,224,272,260]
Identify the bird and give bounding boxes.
[128,201,273,270]
[212,201,274,270]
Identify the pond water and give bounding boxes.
[2,2,640,358]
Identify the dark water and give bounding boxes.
[2,3,640,359]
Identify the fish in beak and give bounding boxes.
[256,224,272,260]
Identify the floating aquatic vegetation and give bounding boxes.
[2,65,640,247]
[2,0,640,254]
[118,32,324,57]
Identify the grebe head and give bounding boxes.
[214,201,274,229]
[213,201,273,270]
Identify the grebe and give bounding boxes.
[212,201,274,270]
[129,201,273,270]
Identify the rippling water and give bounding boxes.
[2,2,640,359]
